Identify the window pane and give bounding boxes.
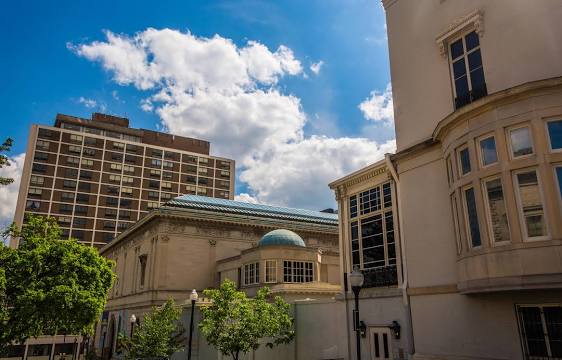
[467,50,482,70]
[516,171,547,238]
[464,187,481,247]
[557,167,562,200]
[543,306,562,357]
[519,307,549,357]
[510,127,533,157]
[484,179,510,243]
[455,76,469,98]
[453,58,467,79]
[470,67,486,96]
[459,148,471,175]
[479,137,498,166]
[465,31,480,51]
[450,39,464,59]
[350,195,358,218]
[547,120,562,150]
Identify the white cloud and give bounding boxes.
[234,193,259,204]
[0,153,25,228]
[310,60,324,75]
[72,29,395,209]
[359,83,394,124]
[78,97,97,108]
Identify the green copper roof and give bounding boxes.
[164,195,338,226]
[259,229,306,247]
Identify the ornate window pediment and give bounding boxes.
[436,9,484,57]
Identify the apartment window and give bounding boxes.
[283,261,313,283]
[199,157,208,164]
[30,176,45,185]
[243,262,260,285]
[163,160,173,169]
[58,217,71,226]
[120,199,132,207]
[78,182,91,191]
[83,148,96,157]
[65,169,78,178]
[186,185,196,192]
[151,159,162,167]
[547,119,562,151]
[514,170,547,240]
[81,159,94,167]
[113,142,125,151]
[67,157,80,165]
[104,220,116,229]
[479,135,498,166]
[117,222,129,230]
[121,187,133,196]
[160,173,172,182]
[84,137,97,146]
[457,146,471,175]
[79,170,92,180]
[125,155,137,164]
[149,180,160,188]
[34,152,49,162]
[84,127,101,135]
[69,134,83,143]
[197,187,207,195]
[161,181,172,189]
[63,180,77,189]
[107,186,119,195]
[105,208,117,218]
[509,126,534,158]
[139,255,148,287]
[150,169,161,177]
[110,163,122,171]
[198,167,208,175]
[186,176,196,184]
[449,30,487,109]
[161,192,173,200]
[516,305,562,359]
[74,205,88,214]
[32,163,47,173]
[68,145,81,154]
[185,155,197,163]
[121,176,133,184]
[38,128,54,139]
[164,151,177,160]
[73,217,87,227]
[111,153,123,161]
[220,170,230,177]
[109,175,121,183]
[147,201,159,209]
[151,150,163,158]
[61,192,75,201]
[59,204,73,213]
[26,200,41,210]
[463,187,481,248]
[483,178,510,244]
[123,165,135,173]
[126,144,137,153]
[265,260,277,283]
[28,188,43,196]
[148,191,159,199]
[119,210,131,219]
[36,140,50,150]
[76,193,89,203]
[106,197,119,206]
[106,131,121,139]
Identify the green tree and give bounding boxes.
[199,280,294,360]
[0,214,115,350]
[119,298,185,359]
[0,138,14,186]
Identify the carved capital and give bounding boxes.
[209,239,217,247]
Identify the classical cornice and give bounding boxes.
[433,76,562,141]
[381,0,398,11]
[435,9,484,57]
[328,158,389,200]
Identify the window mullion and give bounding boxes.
[539,307,553,357]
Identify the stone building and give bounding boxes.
[331,1,562,359]
[95,195,341,359]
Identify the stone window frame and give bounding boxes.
[450,193,462,255]
[282,260,313,283]
[243,262,260,286]
[461,184,482,250]
[456,144,472,177]
[545,118,562,153]
[512,167,550,242]
[264,260,277,284]
[476,132,499,169]
[480,175,512,247]
[506,123,535,160]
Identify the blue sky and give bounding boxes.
[0,0,395,220]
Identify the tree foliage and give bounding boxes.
[199,280,294,360]
[0,138,14,186]
[119,298,185,359]
[0,214,115,350]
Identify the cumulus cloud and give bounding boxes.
[359,83,394,125]
[234,193,259,204]
[309,60,324,75]
[0,153,25,228]
[72,28,395,209]
[78,97,97,108]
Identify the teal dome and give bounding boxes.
[259,229,306,248]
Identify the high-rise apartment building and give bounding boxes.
[12,113,235,248]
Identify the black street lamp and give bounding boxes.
[187,289,198,360]
[129,314,136,338]
[349,266,365,360]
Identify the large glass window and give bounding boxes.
[449,30,487,109]
[556,166,562,201]
[283,261,313,283]
[515,170,547,239]
[517,305,562,359]
[548,120,562,150]
[265,260,277,283]
[483,178,510,244]
[479,136,498,166]
[243,262,259,285]
[458,146,471,175]
[349,195,358,218]
[463,187,481,247]
[509,126,534,158]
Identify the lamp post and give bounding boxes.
[129,314,136,338]
[349,266,365,360]
[187,289,198,360]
